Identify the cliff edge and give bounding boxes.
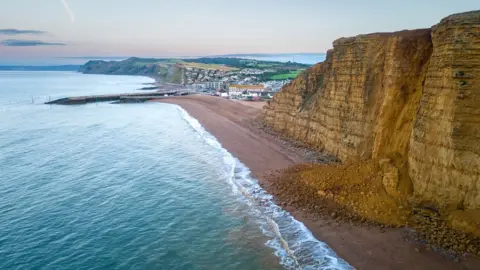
[264,11,480,239]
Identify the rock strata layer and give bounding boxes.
[264,11,480,210]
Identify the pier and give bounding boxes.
[45,91,192,105]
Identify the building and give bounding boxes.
[190,83,206,91]
[228,84,265,96]
[205,81,224,90]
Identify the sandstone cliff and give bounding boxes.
[264,11,480,212]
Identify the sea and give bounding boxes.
[0,71,351,270]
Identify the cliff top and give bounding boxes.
[333,28,431,45]
[439,10,479,22]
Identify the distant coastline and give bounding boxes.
[0,65,81,71]
[0,53,326,67]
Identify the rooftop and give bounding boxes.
[229,84,264,89]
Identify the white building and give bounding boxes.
[228,84,265,96]
[191,83,206,90]
[205,81,224,90]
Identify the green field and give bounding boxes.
[270,70,303,80]
[133,59,180,67]
[179,61,238,71]
[257,63,281,68]
[131,59,238,72]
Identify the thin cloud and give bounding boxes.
[0,29,47,35]
[1,39,66,47]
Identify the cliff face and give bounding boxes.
[264,11,480,210]
[409,11,480,209]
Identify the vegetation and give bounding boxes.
[253,69,304,81]
[257,63,279,68]
[179,61,238,71]
[183,57,309,70]
[183,57,260,68]
[270,70,303,80]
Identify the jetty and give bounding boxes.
[45,90,192,105]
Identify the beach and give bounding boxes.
[155,94,480,270]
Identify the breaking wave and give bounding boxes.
[176,106,353,270]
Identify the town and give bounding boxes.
[184,66,294,100]
[80,57,310,100]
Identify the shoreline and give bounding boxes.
[153,95,480,270]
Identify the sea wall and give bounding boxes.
[264,11,480,210]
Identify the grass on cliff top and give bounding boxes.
[257,63,279,68]
[270,70,303,80]
[132,59,180,67]
[179,61,238,71]
[130,59,238,72]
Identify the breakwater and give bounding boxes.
[45,91,193,105]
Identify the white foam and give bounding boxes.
[176,105,354,270]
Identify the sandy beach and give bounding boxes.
[154,94,480,270]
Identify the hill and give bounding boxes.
[79,57,311,84]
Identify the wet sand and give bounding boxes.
[155,95,303,179]
[153,94,479,270]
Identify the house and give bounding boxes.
[228,84,265,96]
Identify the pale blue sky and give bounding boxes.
[0,0,478,64]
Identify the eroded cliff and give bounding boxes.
[409,11,480,210]
[264,11,480,213]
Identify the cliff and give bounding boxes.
[264,11,480,213]
[79,57,184,84]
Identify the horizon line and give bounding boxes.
[55,52,326,60]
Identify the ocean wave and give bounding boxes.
[175,105,353,270]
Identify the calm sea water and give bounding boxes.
[0,71,351,270]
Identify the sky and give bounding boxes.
[0,0,478,65]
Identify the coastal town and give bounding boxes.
[184,66,291,99]
[80,57,308,100]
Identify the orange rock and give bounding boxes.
[264,10,480,212]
